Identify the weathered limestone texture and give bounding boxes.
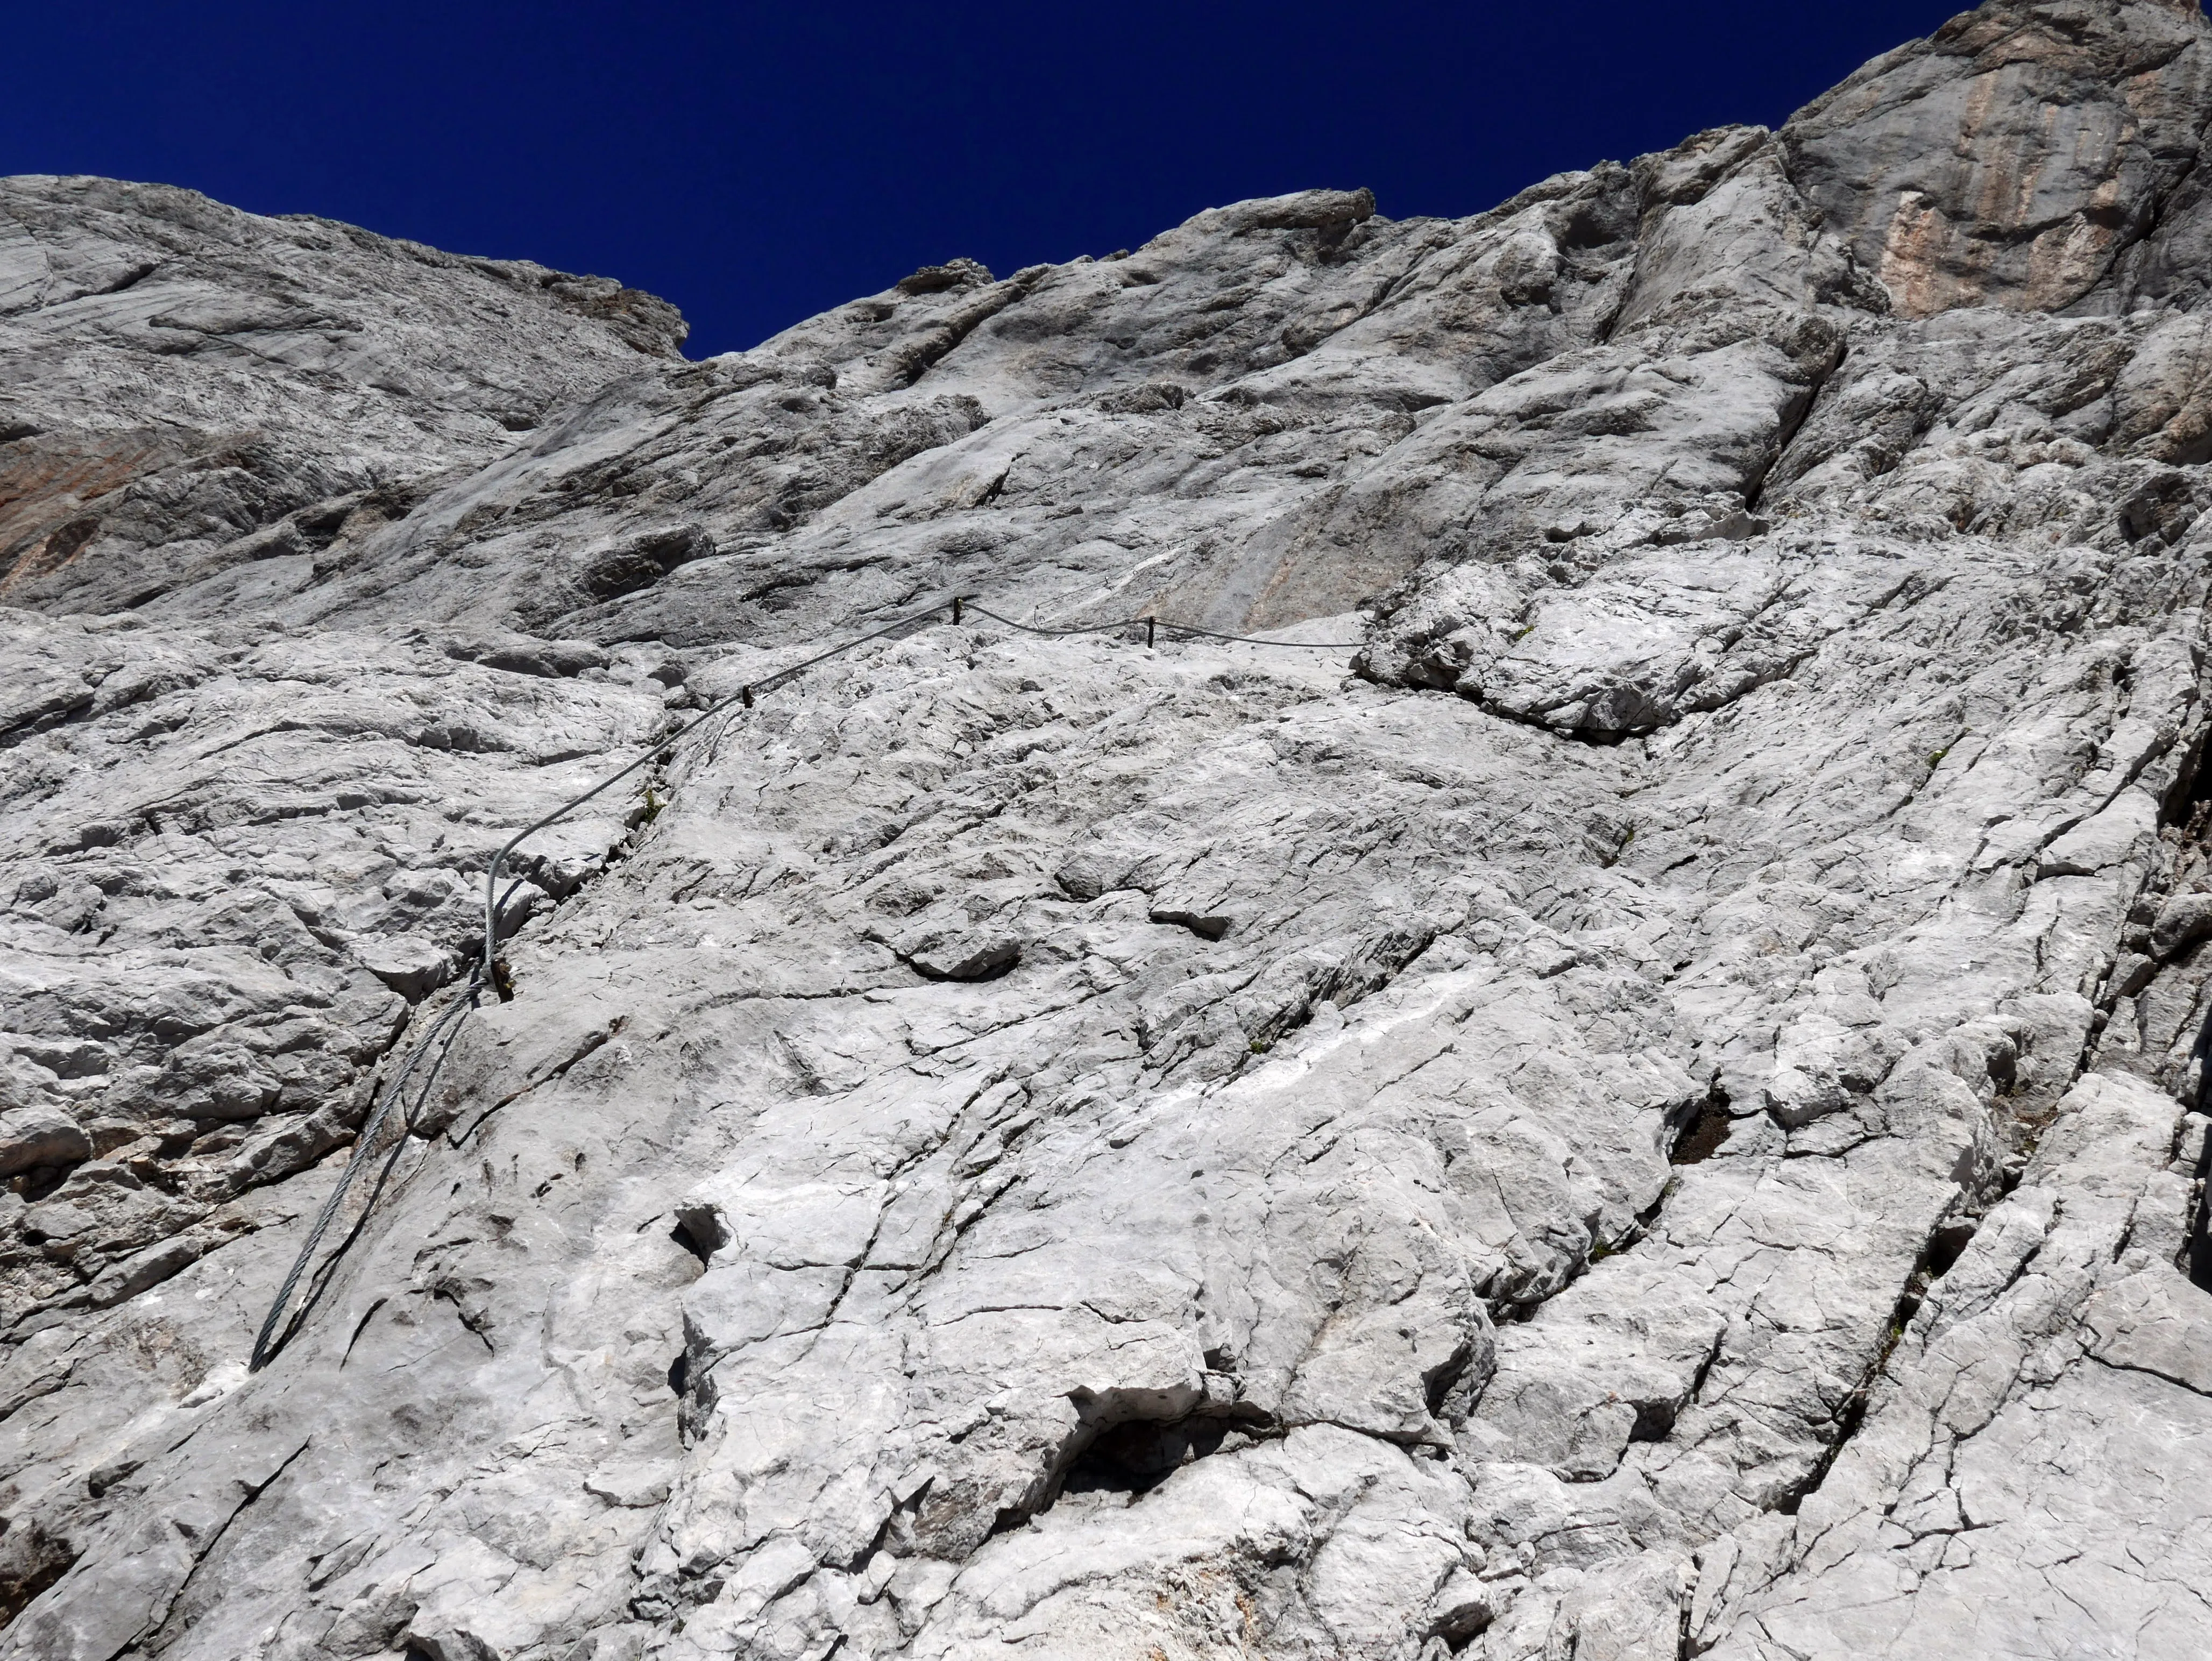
[6,3,2212,1657]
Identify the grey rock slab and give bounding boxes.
[0,608,665,1338]
[1698,1071,2212,1660]
[9,3,2212,1658]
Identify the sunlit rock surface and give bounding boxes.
[6,4,2212,1658]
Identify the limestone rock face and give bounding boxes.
[6,4,2212,1659]
[0,174,685,617]
[1785,0,2212,317]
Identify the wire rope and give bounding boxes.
[960,601,1365,650]
[252,591,1366,1369]
[249,981,480,1368]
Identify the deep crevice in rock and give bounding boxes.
[1745,343,1847,514]
[1486,1174,1678,1326]
[1425,1339,1478,1423]
[1467,693,1648,746]
[8,1162,74,1203]
[1772,1212,1975,1516]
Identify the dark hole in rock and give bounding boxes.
[2190,742,2212,815]
[670,1204,727,1272]
[1435,1602,1495,1652]
[1925,1218,1977,1279]
[1628,1399,1677,1442]
[675,1359,719,1446]
[1555,200,1629,251]
[1986,1048,2017,1095]
[669,1221,711,1272]
[1150,907,1231,941]
[1061,1417,1238,1500]
[84,1452,143,1498]
[1424,1341,1476,1418]
[902,935,1020,982]
[1671,1088,1732,1165]
[2170,732,2212,834]
[12,1162,73,1203]
[1029,1394,1279,1523]
[1894,1216,1977,1331]
[293,500,355,542]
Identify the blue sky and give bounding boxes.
[5,2,1968,356]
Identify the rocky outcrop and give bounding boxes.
[5,4,2212,1658]
[1786,0,2212,318]
[0,174,685,617]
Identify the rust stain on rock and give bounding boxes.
[0,431,186,595]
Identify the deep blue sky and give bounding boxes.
[6,2,1971,357]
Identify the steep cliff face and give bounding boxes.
[5,5,2212,1660]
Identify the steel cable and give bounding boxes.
[252,592,1365,1370]
[480,596,1359,983]
[960,601,1365,650]
[478,597,958,986]
[249,978,480,1368]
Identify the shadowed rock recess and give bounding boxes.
[9,4,2212,1656]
